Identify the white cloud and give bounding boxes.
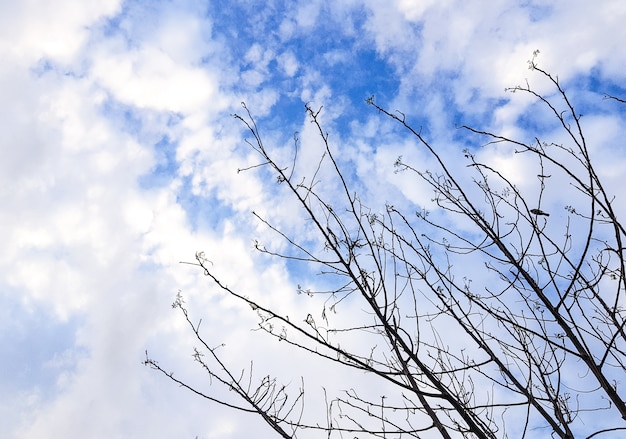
[0,0,120,64]
[2,0,626,438]
[294,0,323,29]
[91,45,221,113]
[396,0,451,20]
[278,50,299,77]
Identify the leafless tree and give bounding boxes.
[145,59,626,438]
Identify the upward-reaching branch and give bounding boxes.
[149,64,626,439]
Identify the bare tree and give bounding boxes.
[145,59,626,438]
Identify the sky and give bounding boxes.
[2,0,626,438]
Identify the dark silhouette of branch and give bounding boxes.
[147,61,626,438]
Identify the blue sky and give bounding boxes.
[2,1,626,438]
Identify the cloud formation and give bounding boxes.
[1,1,625,438]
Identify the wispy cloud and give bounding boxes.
[2,0,626,437]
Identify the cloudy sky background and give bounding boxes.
[2,0,626,438]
